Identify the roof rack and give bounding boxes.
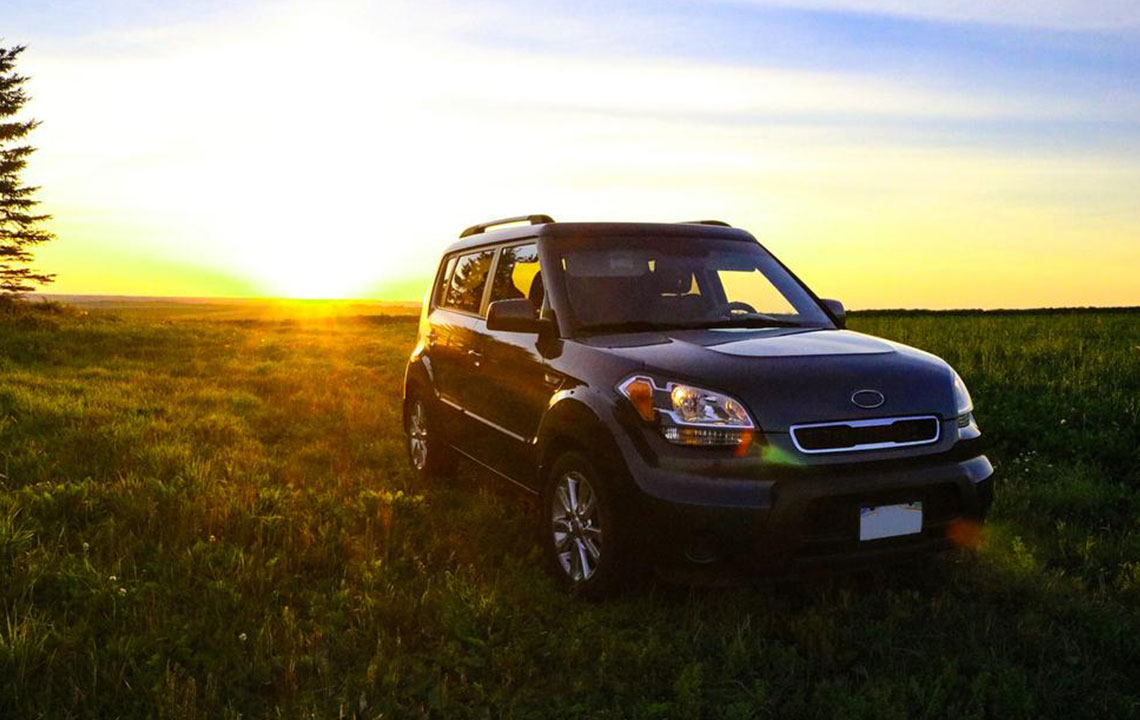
[459,214,555,239]
[681,220,731,227]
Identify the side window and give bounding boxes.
[441,249,495,315]
[716,269,797,315]
[489,243,541,305]
[434,256,457,307]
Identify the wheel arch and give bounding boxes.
[535,393,631,494]
[402,357,440,435]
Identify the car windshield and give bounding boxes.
[556,237,833,334]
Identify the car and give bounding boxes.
[403,215,993,596]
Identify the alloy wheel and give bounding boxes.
[407,399,429,471]
[551,470,603,582]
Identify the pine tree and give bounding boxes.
[0,44,54,295]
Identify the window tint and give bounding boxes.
[716,269,796,315]
[559,239,830,330]
[435,256,457,307]
[441,250,495,314]
[490,244,541,305]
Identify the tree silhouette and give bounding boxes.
[1,44,54,295]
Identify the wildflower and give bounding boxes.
[109,575,117,582]
[209,535,217,543]
[82,542,90,552]
[118,587,127,596]
[238,632,248,642]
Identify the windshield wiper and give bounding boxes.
[697,316,805,329]
[577,317,806,335]
[576,320,687,335]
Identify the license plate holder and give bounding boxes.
[859,501,923,541]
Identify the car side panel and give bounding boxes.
[464,327,558,480]
[428,307,490,456]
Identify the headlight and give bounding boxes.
[952,370,973,416]
[618,376,755,446]
[952,370,980,440]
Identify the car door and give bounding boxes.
[429,248,496,454]
[463,242,558,484]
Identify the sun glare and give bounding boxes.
[19,0,1140,307]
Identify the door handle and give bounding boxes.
[467,349,483,367]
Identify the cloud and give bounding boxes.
[734,0,1140,31]
[17,0,1140,305]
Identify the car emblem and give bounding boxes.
[851,389,885,409]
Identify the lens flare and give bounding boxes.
[947,518,985,550]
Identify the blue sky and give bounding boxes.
[466,0,1140,153]
[3,0,1138,305]
[12,0,1139,124]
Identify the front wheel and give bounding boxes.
[404,392,456,481]
[541,450,629,598]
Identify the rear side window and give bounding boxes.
[441,249,495,315]
[435,256,457,307]
[489,243,541,305]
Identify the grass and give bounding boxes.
[1,297,1138,718]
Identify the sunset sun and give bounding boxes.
[13,0,1138,306]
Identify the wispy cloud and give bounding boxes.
[10,0,1140,305]
[732,0,1140,30]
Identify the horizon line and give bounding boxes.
[22,293,1140,315]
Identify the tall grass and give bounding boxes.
[1,301,1138,718]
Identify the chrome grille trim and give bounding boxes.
[790,415,941,455]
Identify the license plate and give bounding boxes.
[859,502,923,541]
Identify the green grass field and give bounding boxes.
[1,299,1138,718]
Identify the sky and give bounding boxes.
[3,0,1139,308]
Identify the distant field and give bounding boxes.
[36,294,421,321]
[1,298,1138,718]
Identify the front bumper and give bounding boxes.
[625,448,994,576]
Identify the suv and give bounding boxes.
[403,216,993,595]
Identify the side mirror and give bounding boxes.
[822,298,846,329]
[486,298,546,333]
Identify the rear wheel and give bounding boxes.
[541,450,629,598]
[404,391,456,480]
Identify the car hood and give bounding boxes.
[579,328,958,430]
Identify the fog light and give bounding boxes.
[685,531,720,564]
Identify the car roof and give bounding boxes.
[441,220,757,256]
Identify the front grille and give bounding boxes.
[791,415,940,454]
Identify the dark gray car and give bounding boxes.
[404,216,993,596]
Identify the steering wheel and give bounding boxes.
[721,301,759,317]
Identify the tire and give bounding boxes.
[404,390,457,481]
[541,450,630,598]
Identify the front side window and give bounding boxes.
[715,267,797,316]
[441,249,495,315]
[489,243,542,306]
[556,238,832,333]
